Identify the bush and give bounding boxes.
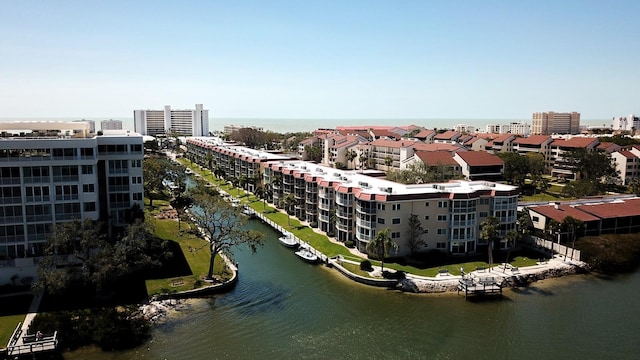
[344,240,355,248]
[360,260,373,271]
[383,270,405,280]
[309,221,318,228]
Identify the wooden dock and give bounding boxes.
[5,322,59,357]
[458,276,503,299]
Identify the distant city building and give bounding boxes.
[612,114,640,132]
[532,112,580,135]
[485,122,531,136]
[101,119,123,131]
[74,119,95,133]
[0,121,144,261]
[223,124,264,135]
[453,124,475,133]
[134,104,208,137]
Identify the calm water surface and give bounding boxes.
[66,220,640,359]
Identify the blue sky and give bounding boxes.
[1,0,638,120]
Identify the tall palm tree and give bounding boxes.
[346,149,357,170]
[282,193,296,227]
[384,155,393,171]
[365,228,398,273]
[502,230,520,271]
[479,216,500,271]
[547,219,562,255]
[561,216,584,260]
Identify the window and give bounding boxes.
[55,185,79,201]
[424,215,429,220]
[83,184,95,193]
[26,186,50,202]
[131,159,142,168]
[81,165,93,174]
[392,204,401,211]
[532,216,540,222]
[377,203,386,211]
[84,202,96,212]
[391,232,401,239]
[438,201,448,208]
[437,215,447,222]
[437,228,447,235]
[425,202,430,207]
[133,193,143,201]
[377,218,385,224]
[480,198,490,205]
[480,212,488,218]
[422,229,429,234]
[392,218,400,224]
[131,176,142,184]
[436,242,447,249]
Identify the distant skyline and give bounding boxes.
[1,1,639,120]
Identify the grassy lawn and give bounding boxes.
[520,192,565,202]
[340,262,373,277]
[0,314,24,347]
[144,209,229,296]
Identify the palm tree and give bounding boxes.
[282,193,296,227]
[561,216,584,261]
[346,149,357,170]
[204,153,214,173]
[384,155,393,171]
[502,230,520,271]
[547,219,562,255]
[263,183,273,212]
[365,228,398,273]
[238,174,248,196]
[479,216,500,271]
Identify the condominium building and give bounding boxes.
[134,104,208,137]
[532,112,580,135]
[101,119,123,131]
[185,138,519,257]
[611,114,640,132]
[0,122,144,260]
[485,122,531,136]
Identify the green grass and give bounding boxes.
[145,212,229,296]
[520,192,565,202]
[340,262,373,277]
[0,314,24,348]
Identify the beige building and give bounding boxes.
[532,112,580,135]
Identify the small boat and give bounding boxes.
[278,232,298,248]
[185,168,194,175]
[241,207,256,218]
[294,247,319,263]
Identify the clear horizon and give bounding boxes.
[1,1,639,119]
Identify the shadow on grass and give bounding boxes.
[0,294,33,316]
[144,240,192,279]
[388,247,550,270]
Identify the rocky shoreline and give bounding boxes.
[397,256,589,293]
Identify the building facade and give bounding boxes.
[185,139,519,257]
[532,112,580,135]
[0,122,144,259]
[134,104,208,137]
[101,119,123,131]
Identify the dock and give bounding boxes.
[457,275,504,299]
[5,322,59,357]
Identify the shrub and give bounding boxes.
[309,221,318,228]
[345,240,355,248]
[360,260,373,271]
[382,270,406,280]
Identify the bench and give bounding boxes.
[171,279,184,287]
[438,269,450,276]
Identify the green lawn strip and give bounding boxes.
[0,314,24,348]
[145,217,226,296]
[340,262,373,277]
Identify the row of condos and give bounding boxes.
[0,122,144,259]
[186,137,519,257]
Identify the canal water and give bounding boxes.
[66,220,640,359]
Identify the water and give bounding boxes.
[64,220,640,359]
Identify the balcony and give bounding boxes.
[356,218,375,228]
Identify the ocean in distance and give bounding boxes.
[0,117,611,134]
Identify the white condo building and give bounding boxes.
[485,122,531,136]
[612,114,640,132]
[0,122,144,261]
[101,119,123,131]
[134,104,209,137]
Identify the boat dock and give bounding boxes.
[5,322,59,357]
[457,275,504,299]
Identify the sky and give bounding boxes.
[1,0,639,120]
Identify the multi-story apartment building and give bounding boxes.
[612,150,640,185]
[0,122,144,260]
[486,134,516,154]
[532,112,580,135]
[485,122,531,136]
[134,104,208,137]
[513,135,554,167]
[185,140,519,257]
[223,124,264,135]
[101,119,123,131]
[611,114,640,132]
[549,137,599,180]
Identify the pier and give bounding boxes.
[5,322,59,357]
[457,275,504,299]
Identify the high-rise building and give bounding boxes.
[134,104,208,136]
[0,121,144,260]
[531,112,580,135]
[612,114,640,132]
[101,119,123,131]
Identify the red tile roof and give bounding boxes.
[415,151,459,166]
[370,139,418,148]
[618,150,638,159]
[513,135,552,146]
[551,137,599,149]
[529,204,601,222]
[493,133,516,144]
[455,151,504,166]
[414,129,435,138]
[413,143,466,152]
[576,199,640,219]
[434,130,461,140]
